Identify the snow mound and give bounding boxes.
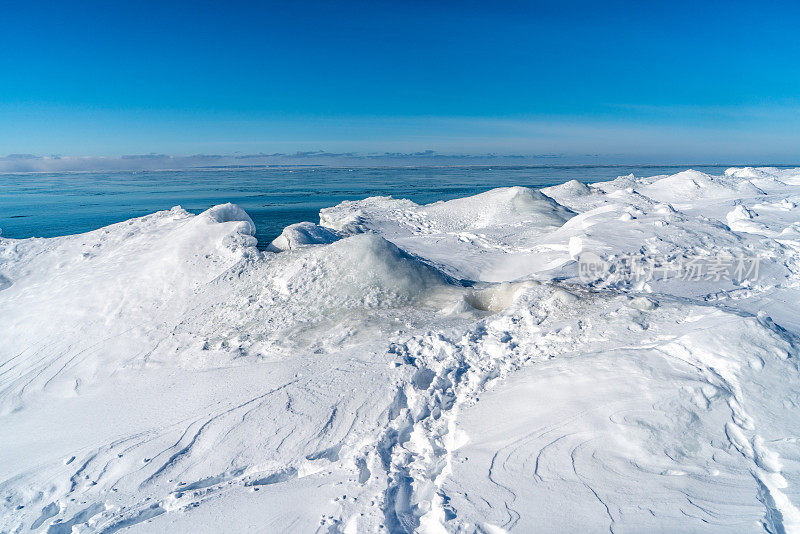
[591,172,656,193]
[541,179,607,212]
[0,204,257,301]
[267,221,341,251]
[725,204,770,235]
[540,178,592,199]
[639,169,766,202]
[420,186,574,232]
[319,196,417,235]
[202,202,256,232]
[267,233,455,309]
[318,187,575,280]
[320,187,573,238]
[0,204,259,412]
[725,166,779,180]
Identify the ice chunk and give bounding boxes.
[267,222,341,252]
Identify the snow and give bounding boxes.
[2,167,800,532]
[266,221,341,252]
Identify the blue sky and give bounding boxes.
[1,0,799,163]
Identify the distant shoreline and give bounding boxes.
[2,162,800,175]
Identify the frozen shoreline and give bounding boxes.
[2,167,800,532]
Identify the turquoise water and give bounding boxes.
[0,165,752,248]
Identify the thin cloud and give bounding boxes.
[0,151,577,173]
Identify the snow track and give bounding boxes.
[2,168,800,532]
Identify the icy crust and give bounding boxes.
[1,168,800,533]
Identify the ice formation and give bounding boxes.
[2,168,800,532]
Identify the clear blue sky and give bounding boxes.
[1,0,799,162]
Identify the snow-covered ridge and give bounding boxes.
[1,167,800,532]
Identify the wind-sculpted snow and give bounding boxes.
[1,168,800,532]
